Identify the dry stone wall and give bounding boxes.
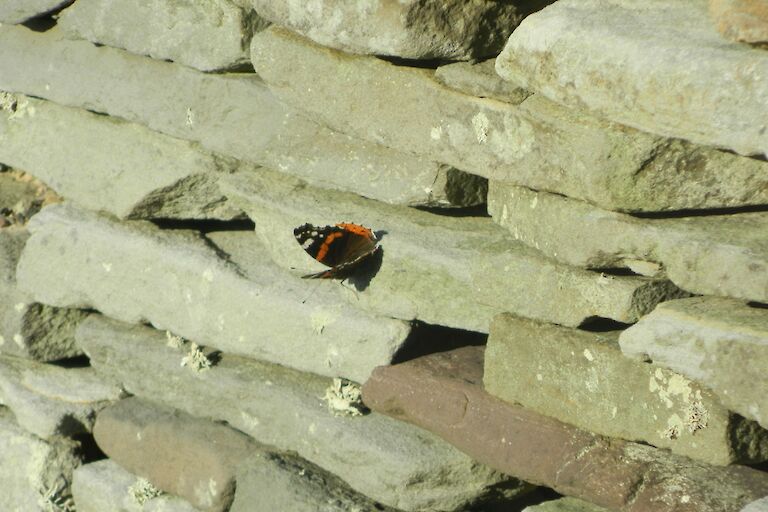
[0,0,767,511]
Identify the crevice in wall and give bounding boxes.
[72,432,107,464]
[578,317,633,333]
[747,301,768,310]
[150,217,255,234]
[414,204,489,218]
[21,14,60,33]
[376,55,445,70]
[48,355,91,369]
[591,267,643,277]
[391,321,487,364]
[632,203,768,219]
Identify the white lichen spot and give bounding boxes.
[129,478,162,505]
[185,107,195,127]
[308,423,317,434]
[680,495,690,504]
[430,126,443,140]
[38,477,75,512]
[102,262,112,272]
[530,195,538,209]
[322,377,367,417]
[13,333,23,348]
[662,422,681,440]
[536,373,543,382]
[471,112,490,143]
[165,330,185,348]
[241,411,260,429]
[583,349,594,362]
[611,406,617,419]
[181,342,212,372]
[0,335,4,346]
[202,268,215,282]
[685,396,709,434]
[0,91,33,120]
[501,204,509,221]
[14,302,25,312]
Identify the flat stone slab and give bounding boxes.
[247,0,532,60]
[77,315,527,511]
[220,169,684,331]
[73,460,199,512]
[496,0,768,158]
[485,314,768,465]
[0,407,81,512]
[95,397,261,511]
[249,25,768,212]
[17,204,410,382]
[59,0,269,72]
[0,25,478,209]
[0,0,70,23]
[620,297,768,430]
[489,182,768,303]
[0,93,244,220]
[362,346,768,512]
[710,0,768,43]
[0,354,123,439]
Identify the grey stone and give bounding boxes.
[220,169,684,331]
[247,0,536,60]
[524,497,609,512]
[485,314,768,465]
[231,451,401,512]
[710,0,768,43]
[16,204,409,382]
[0,407,81,512]
[434,59,532,104]
[743,497,768,512]
[249,25,768,212]
[0,354,123,439]
[76,315,526,511]
[619,297,768,430]
[0,93,244,220]
[496,0,768,158]
[0,226,88,361]
[59,0,269,72]
[72,460,199,512]
[0,0,70,23]
[489,182,768,303]
[0,25,477,208]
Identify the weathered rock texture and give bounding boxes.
[496,0,768,157]
[484,314,768,465]
[16,204,409,382]
[620,297,768,430]
[247,0,540,60]
[362,347,768,512]
[488,182,768,302]
[77,315,527,511]
[59,0,269,71]
[710,0,768,43]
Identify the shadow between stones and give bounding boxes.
[150,217,255,233]
[578,317,633,333]
[73,432,108,464]
[391,322,487,365]
[48,354,91,369]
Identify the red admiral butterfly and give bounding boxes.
[294,223,379,279]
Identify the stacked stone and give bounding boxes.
[0,1,766,512]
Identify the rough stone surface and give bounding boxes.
[94,397,260,512]
[524,497,609,512]
[710,0,768,43]
[489,183,768,302]
[77,315,527,511]
[0,0,70,23]
[231,451,401,512]
[434,59,532,104]
[743,496,768,512]
[0,226,87,361]
[496,0,768,158]
[485,314,768,465]
[620,297,768,430]
[16,204,410,382]
[220,170,684,331]
[362,346,768,512]
[0,407,81,512]
[0,93,244,220]
[0,354,123,439]
[249,25,768,212]
[247,0,539,60]
[73,459,200,512]
[59,0,269,72]
[0,25,477,208]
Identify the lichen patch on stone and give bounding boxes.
[322,377,368,417]
[129,477,163,505]
[181,342,212,372]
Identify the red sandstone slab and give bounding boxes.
[362,347,768,512]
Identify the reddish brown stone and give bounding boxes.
[710,0,768,43]
[93,397,259,512]
[362,347,768,512]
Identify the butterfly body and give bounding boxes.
[293,222,379,279]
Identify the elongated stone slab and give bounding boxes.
[220,169,684,331]
[16,204,410,382]
[73,460,199,512]
[59,0,269,72]
[620,297,768,430]
[362,346,768,512]
[249,25,768,212]
[496,0,768,157]
[434,59,531,104]
[247,0,534,60]
[485,314,768,465]
[0,93,244,220]
[489,182,768,302]
[0,354,123,439]
[77,315,527,511]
